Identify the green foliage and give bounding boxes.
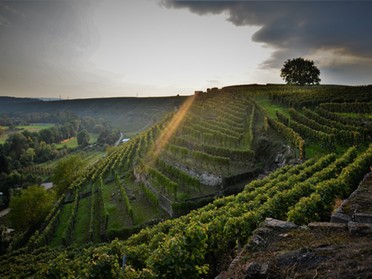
[51,154,86,196]
[61,190,80,246]
[115,174,134,222]
[320,102,372,114]
[268,117,305,159]
[77,129,90,147]
[141,183,159,207]
[146,222,210,278]
[280,57,320,86]
[9,185,56,231]
[2,85,372,278]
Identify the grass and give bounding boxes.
[55,133,99,149]
[254,96,289,119]
[50,202,72,247]
[55,137,78,149]
[124,177,168,226]
[18,124,55,132]
[72,196,91,245]
[101,181,128,231]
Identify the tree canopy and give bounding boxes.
[51,154,86,196]
[9,185,56,231]
[77,129,90,147]
[280,57,321,86]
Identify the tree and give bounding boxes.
[77,129,90,147]
[9,185,56,231]
[52,154,86,196]
[280,57,320,86]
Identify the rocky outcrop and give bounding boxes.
[330,172,372,235]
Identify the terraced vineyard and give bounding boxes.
[18,91,266,250]
[1,85,371,278]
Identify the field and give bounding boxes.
[0,124,55,143]
[54,132,99,149]
[0,85,371,278]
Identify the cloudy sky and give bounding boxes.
[0,0,371,99]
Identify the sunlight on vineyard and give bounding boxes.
[0,85,371,278]
[149,95,196,161]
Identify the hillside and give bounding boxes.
[0,96,186,134]
[217,172,372,279]
[0,85,371,278]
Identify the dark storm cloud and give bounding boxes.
[161,0,372,82]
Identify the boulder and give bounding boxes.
[263,218,297,230]
[331,212,351,224]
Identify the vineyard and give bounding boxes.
[0,85,371,278]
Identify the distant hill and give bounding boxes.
[0,96,40,105]
[0,96,188,135]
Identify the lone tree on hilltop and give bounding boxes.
[280,57,320,86]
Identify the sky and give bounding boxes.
[0,0,371,99]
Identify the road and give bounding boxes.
[114,132,124,147]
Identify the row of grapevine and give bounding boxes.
[98,178,109,237]
[88,183,96,241]
[267,117,305,159]
[289,108,336,135]
[61,191,80,246]
[115,174,134,222]
[27,194,66,249]
[287,144,371,224]
[316,107,371,137]
[302,107,364,144]
[268,85,372,107]
[139,161,178,200]
[165,143,230,169]
[178,125,241,148]
[172,136,254,161]
[288,117,335,146]
[247,105,255,147]
[156,158,201,192]
[320,102,372,114]
[140,183,159,206]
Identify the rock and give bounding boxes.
[253,227,272,237]
[244,262,268,279]
[276,248,328,269]
[308,222,347,232]
[248,234,267,251]
[348,221,372,235]
[352,213,372,224]
[331,212,351,223]
[228,254,242,271]
[263,218,298,230]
